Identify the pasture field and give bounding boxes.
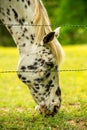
[0,45,87,130]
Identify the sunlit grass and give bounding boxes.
[0,45,87,130]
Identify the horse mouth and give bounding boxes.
[39,105,58,116]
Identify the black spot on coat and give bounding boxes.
[55,87,61,96]
[12,8,18,20]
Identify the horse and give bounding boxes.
[0,0,64,116]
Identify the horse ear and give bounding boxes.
[43,32,55,43]
[54,27,61,38]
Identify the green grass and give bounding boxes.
[0,45,87,130]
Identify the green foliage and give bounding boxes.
[0,23,15,47]
[0,46,87,129]
[56,0,87,45]
[57,0,86,25]
[59,26,87,45]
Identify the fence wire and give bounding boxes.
[0,24,87,27]
[0,68,87,74]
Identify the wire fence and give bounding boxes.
[0,68,87,74]
[0,23,87,27]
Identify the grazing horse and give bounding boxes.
[0,0,64,116]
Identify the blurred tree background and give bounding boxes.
[0,0,87,46]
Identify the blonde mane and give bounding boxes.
[34,0,64,65]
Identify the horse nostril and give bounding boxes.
[53,106,58,113]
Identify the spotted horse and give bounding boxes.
[0,0,64,116]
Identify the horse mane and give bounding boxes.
[34,0,64,64]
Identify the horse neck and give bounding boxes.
[0,0,37,55]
